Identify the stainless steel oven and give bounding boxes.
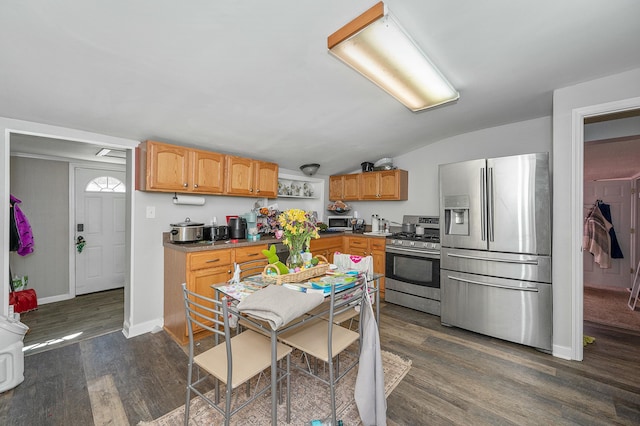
[385,215,441,316]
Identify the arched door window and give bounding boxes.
[85,176,126,193]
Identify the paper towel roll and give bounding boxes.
[172,195,206,206]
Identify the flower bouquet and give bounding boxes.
[275,209,319,269]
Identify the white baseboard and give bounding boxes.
[37,293,74,305]
[122,317,164,338]
[552,343,574,360]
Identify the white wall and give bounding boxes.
[347,116,552,225]
[9,157,70,299]
[552,67,640,360]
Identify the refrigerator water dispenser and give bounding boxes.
[444,195,470,236]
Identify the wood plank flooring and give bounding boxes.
[19,288,124,355]
[1,299,639,425]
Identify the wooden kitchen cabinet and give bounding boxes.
[345,235,386,295]
[191,149,225,193]
[164,248,233,345]
[330,170,408,201]
[359,169,408,200]
[235,244,268,263]
[329,174,359,201]
[137,140,225,194]
[225,156,279,198]
[309,235,344,264]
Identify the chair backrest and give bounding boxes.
[237,258,269,280]
[326,275,368,351]
[182,284,232,378]
[333,254,373,280]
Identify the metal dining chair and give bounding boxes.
[327,254,374,329]
[277,276,366,424]
[182,283,292,425]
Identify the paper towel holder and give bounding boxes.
[172,193,206,206]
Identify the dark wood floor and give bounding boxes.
[19,288,124,355]
[1,300,639,425]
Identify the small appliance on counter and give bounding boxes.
[170,217,204,243]
[212,225,230,241]
[228,217,247,239]
[352,218,366,233]
[203,225,230,241]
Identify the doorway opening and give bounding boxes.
[581,109,640,350]
[9,132,132,354]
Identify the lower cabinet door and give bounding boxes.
[187,266,232,334]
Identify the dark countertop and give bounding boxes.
[162,230,386,253]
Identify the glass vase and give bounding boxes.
[286,242,305,269]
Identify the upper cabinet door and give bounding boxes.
[329,175,344,200]
[378,170,406,199]
[359,173,379,199]
[343,174,360,200]
[147,141,190,191]
[225,155,254,195]
[191,150,225,194]
[254,161,278,198]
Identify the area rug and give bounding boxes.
[139,350,411,425]
[584,285,640,331]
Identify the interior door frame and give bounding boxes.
[571,96,640,361]
[69,163,126,297]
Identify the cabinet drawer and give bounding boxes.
[188,249,232,271]
[310,236,343,252]
[369,238,386,251]
[348,238,368,250]
[235,244,267,263]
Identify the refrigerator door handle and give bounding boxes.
[447,252,539,265]
[487,167,494,242]
[480,167,487,241]
[447,275,539,292]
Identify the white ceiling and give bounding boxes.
[3,1,640,175]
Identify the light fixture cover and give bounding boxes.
[300,163,320,176]
[328,1,459,112]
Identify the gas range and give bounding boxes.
[385,215,442,316]
[386,216,440,255]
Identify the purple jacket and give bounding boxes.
[10,195,34,256]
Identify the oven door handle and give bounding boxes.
[386,247,440,257]
[446,252,538,265]
[447,275,539,292]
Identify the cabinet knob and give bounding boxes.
[183,183,188,188]
[194,184,199,188]
[250,188,254,192]
[256,189,260,193]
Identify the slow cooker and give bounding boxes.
[170,217,204,243]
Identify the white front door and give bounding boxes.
[74,167,126,295]
[583,180,632,289]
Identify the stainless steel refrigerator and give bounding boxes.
[439,152,552,351]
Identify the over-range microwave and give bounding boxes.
[326,215,354,230]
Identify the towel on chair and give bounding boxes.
[237,285,324,330]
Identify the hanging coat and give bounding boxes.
[583,204,611,268]
[10,194,34,256]
[596,201,623,259]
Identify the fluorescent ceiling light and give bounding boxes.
[328,1,459,112]
[96,148,111,157]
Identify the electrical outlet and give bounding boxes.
[146,206,155,219]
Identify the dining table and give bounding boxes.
[212,271,382,425]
